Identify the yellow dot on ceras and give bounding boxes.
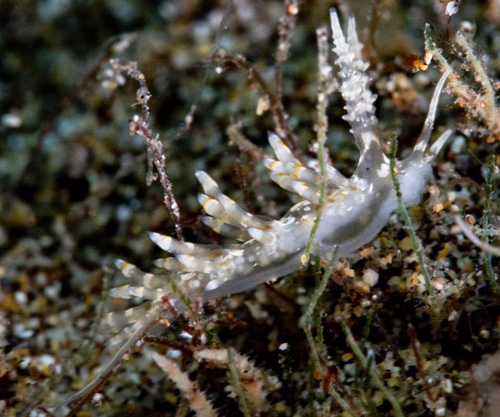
[300,254,308,266]
[200,196,211,208]
[341,352,353,362]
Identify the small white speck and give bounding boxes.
[116,205,132,222]
[205,279,219,291]
[40,354,56,367]
[13,324,34,339]
[92,393,103,405]
[180,331,193,342]
[436,407,446,416]
[15,292,28,306]
[320,65,332,76]
[376,163,390,178]
[363,269,379,287]
[19,357,31,368]
[189,279,201,290]
[2,113,22,128]
[445,1,458,16]
[167,349,182,359]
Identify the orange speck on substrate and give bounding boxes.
[287,4,298,15]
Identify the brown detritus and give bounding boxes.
[119,61,184,241]
[231,158,256,214]
[212,50,299,154]
[152,351,219,417]
[408,323,435,403]
[226,122,268,161]
[425,23,500,141]
[275,0,299,108]
[195,348,273,416]
[142,336,195,355]
[322,361,361,414]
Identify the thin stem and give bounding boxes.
[124,61,184,241]
[481,156,499,293]
[306,249,337,319]
[455,32,498,132]
[360,301,376,352]
[303,253,336,374]
[456,215,500,257]
[408,323,434,402]
[50,315,160,412]
[389,134,436,300]
[424,24,450,72]
[275,0,298,104]
[337,318,406,417]
[302,248,358,414]
[227,348,251,417]
[304,26,332,264]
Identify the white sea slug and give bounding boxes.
[58,10,451,407]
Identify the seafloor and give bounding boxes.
[1,0,500,416]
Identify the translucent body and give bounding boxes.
[109,6,452,380]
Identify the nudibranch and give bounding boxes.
[59,9,451,407]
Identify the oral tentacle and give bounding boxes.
[413,67,452,155]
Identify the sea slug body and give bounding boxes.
[110,8,452,343]
[109,10,451,310]
[58,9,451,408]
